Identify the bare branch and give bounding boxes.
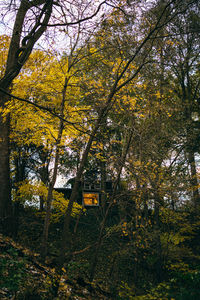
[43,0,107,27]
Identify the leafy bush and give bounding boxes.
[0,248,27,293]
[168,269,200,299]
[118,267,200,300]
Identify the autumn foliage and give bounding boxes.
[0,0,200,298]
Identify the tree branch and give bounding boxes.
[0,87,89,135]
[43,0,107,27]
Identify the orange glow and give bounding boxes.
[83,193,99,206]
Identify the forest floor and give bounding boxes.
[0,233,113,299]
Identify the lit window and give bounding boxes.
[83,192,99,206]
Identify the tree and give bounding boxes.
[58,0,199,271]
[166,6,200,209]
[0,0,53,222]
[0,0,109,225]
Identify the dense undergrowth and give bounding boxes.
[1,207,200,299]
[0,233,114,299]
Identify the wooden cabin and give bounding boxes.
[54,178,113,208]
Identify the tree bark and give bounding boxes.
[0,0,53,221]
[0,94,12,226]
[39,150,50,211]
[40,77,67,261]
[188,149,200,209]
[100,160,107,214]
[12,147,26,239]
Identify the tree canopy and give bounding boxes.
[0,0,200,298]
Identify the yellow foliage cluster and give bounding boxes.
[15,180,48,204]
[15,180,83,221]
[0,45,89,150]
[0,34,10,78]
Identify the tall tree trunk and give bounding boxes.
[148,163,163,281]
[150,168,163,282]
[57,101,112,269]
[40,77,67,261]
[39,152,50,211]
[58,132,98,268]
[154,189,163,281]
[0,94,12,231]
[100,160,107,214]
[188,149,200,209]
[0,0,53,221]
[12,147,26,239]
[89,128,133,282]
[40,128,63,261]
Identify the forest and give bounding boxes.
[0,0,200,299]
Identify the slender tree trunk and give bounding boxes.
[188,149,200,209]
[40,77,67,261]
[153,185,163,281]
[98,116,107,214]
[73,209,83,234]
[40,129,63,261]
[142,184,149,226]
[12,148,26,239]
[0,93,12,231]
[148,163,163,281]
[39,161,50,211]
[40,181,58,260]
[58,132,98,268]
[57,99,114,270]
[89,129,133,281]
[39,196,44,211]
[100,160,107,214]
[89,200,113,281]
[0,115,11,217]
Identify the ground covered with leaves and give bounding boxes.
[0,234,113,299]
[1,208,200,299]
